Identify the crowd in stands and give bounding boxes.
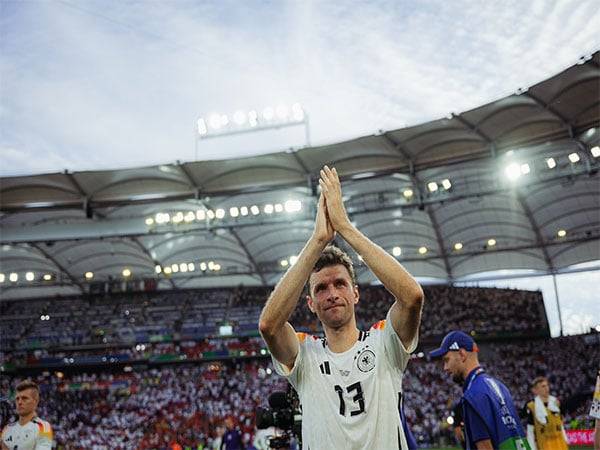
[2,333,597,448]
[1,285,547,354]
[2,284,594,449]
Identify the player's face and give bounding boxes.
[308,264,359,329]
[15,388,38,417]
[534,380,550,398]
[443,351,465,385]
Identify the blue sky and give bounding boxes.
[1,0,599,334]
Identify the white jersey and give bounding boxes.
[1,417,53,450]
[272,310,417,450]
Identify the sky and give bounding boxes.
[0,0,599,335]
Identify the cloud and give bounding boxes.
[0,0,599,176]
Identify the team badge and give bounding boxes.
[356,349,376,372]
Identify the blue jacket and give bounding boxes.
[461,367,530,450]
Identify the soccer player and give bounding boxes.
[429,331,529,450]
[524,376,568,450]
[259,166,424,450]
[1,381,53,450]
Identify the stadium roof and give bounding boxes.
[1,52,599,300]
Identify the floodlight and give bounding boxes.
[274,203,283,213]
[505,163,521,180]
[25,272,34,281]
[240,206,249,216]
[454,242,463,251]
[403,189,413,199]
[155,265,162,274]
[171,264,179,273]
[164,266,172,275]
[546,158,556,169]
[557,229,566,238]
[248,110,258,127]
[441,179,452,190]
[187,263,195,271]
[289,255,298,265]
[520,164,530,175]
[427,182,438,192]
[145,217,154,226]
[233,110,246,125]
[179,263,188,273]
[487,239,496,247]
[122,268,131,277]
[0,273,4,283]
[262,107,274,121]
[418,246,427,255]
[8,272,18,282]
[207,210,215,219]
[215,208,225,219]
[220,115,229,127]
[197,118,208,136]
[280,259,289,267]
[392,246,401,257]
[284,200,302,213]
[276,104,289,119]
[200,262,207,271]
[209,114,222,129]
[85,271,93,280]
[184,211,195,223]
[591,146,600,158]
[230,207,239,217]
[196,209,206,221]
[264,204,274,214]
[43,274,52,281]
[208,261,215,270]
[447,416,454,425]
[292,103,304,121]
[214,263,221,271]
[250,205,260,215]
[568,152,580,163]
[172,212,184,224]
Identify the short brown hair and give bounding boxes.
[531,376,548,388]
[16,380,39,397]
[309,245,356,292]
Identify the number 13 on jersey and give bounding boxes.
[334,382,366,416]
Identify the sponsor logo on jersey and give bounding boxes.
[357,349,376,372]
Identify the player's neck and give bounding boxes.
[18,411,36,425]
[323,321,359,353]
[539,394,550,402]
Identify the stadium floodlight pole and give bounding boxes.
[195,103,310,147]
[552,273,564,336]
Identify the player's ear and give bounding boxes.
[307,295,316,313]
[353,284,359,304]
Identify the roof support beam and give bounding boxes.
[30,243,85,294]
[380,133,453,280]
[229,229,267,286]
[130,237,177,289]
[515,192,554,273]
[452,113,497,158]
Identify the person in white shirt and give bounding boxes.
[259,166,424,450]
[2,380,53,450]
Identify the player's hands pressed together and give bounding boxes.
[319,166,352,235]
[312,193,335,245]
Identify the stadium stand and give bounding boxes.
[1,285,596,449]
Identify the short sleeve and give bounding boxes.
[463,400,491,444]
[35,421,53,450]
[271,333,306,389]
[374,309,418,372]
[590,375,600,419]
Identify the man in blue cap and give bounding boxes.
[430,331,530,450]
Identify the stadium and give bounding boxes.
[1,4,600,450]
